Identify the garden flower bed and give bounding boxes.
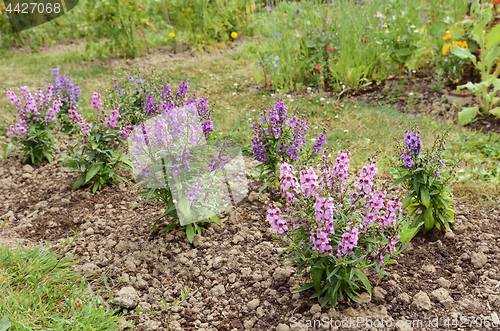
[1,153,500,331]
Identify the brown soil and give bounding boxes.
[352,76,500,136]
[1,150,500,331]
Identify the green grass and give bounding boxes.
[0,243,125,331]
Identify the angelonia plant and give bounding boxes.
[51,68,82,134]
[5,85,61,164]
[62,92,133,193]
[251,100,326,191]
[266,147,415,307]
[108,69,214,133]
[391,127,455,233]
[127,86,224,244]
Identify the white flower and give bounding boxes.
[290,99,294,102]
[287,95,291,98]
[271,93,275,96]
[310,138,316,141]
[232,92,237,95]
[366,138,371,142]
[234,83,238,87]
[409,92,414,96]
[307,87,312,91]
[320,97,325,101]
[410,25,415,28]
[414,30,419,33]
[335,115,339,118]
[251,109,256,112]
[344,129,349,133]
[326,101,330,104]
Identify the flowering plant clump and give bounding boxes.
[51,68,82,134]
[250,100,326,191]
[391,127,456,233]
[107,69,213,134]
[266,147,415,307]
[5,85,61,164]
[127,99,231,243]
[62,92,133,193]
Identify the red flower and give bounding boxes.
[425,21,430,24]
[314,66,321,70]
[326,47,335,51]
[432,17,435,20]
[256,43,260,46]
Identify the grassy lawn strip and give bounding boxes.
[0,243,124,331]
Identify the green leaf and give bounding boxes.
[450,45,476,64]
[86,163,102,183]
[254,70,264,84]
[392,174,412,186]
[458,106,479,125]
[484,46,500,69]
[208,215,221,225]
[72,175,87,189]
[491,107,500,118]
[91,141,98,150]
[92,181,100,194]
[185,224,195,243]
[486,24,500,51]
[291,282,314,293]
[402,194,413,209]
[420,187,431,208]
[0,315,12,331]
[312,268,324,293]
[399,222,423,243]
[352,269,371,296]
[423,207,434,233]
[430,22,447,39]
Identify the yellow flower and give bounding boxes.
[164,39,167,42]
[442,43,451,55]
[169,32,175,38]
[284,13,288,16]
[220,23,224,27]
[397,36,401,40]
[443,30,452,40]
[231,32,238,39]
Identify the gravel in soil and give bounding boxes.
[1,155,500,331]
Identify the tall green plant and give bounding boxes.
[451,3,500,124]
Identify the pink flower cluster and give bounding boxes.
[279,163,300,204]
[332,151,351,182]
[68,92,128,144]
[266,148,406,270]
[337,225,359,257]
[299,167,319,196]
[6,85,61,140]
[266,201,288,234]
[91,92,103,111]
[358,162,377,193]
[381,199,403,229]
